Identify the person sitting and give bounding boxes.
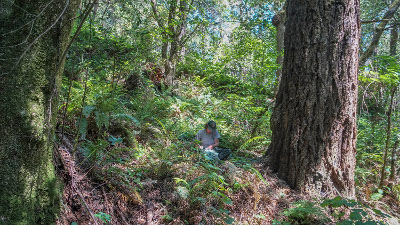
[196,121,231,160]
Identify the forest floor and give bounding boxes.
[54,136,302,225]
[54,132,400,225]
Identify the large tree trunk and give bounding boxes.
[0,0,80,223]
[265,0,360,198]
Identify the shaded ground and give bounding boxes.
[54,134,304,225]
[55,133,400,225]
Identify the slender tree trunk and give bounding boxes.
[265,0,360,198]
[150,0,191,87]
[0,0,80,223]
[272,6,286,96]
[389,139,398,189]
[390,25,398,56]
[161,39,169,61]
[379,87,397,188]
[360,0,400,65]
[387,25,398,189]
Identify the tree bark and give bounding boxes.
[265,0,360,198]
[389,139,398,189]
[272,5,286,96]
[0,0,80,223]
[149,0,192,87]
[390,24,398,56]
[359,0,400,65]
[378,87,396,188]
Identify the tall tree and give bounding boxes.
[0,0,80,223]
[148,0,196,86]
[265,0,360,198]
[147,0,221,86]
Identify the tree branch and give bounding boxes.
[56,0,97,75]
[147,0,164,29]
[180,22,201,46]
[361,19,390,24]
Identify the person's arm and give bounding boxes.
[207,138,219,149]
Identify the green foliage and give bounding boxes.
[321,197,388,225]
[80,139,109,165]
[357,54,400,201]
[94,212,112,223]
[370,189,384,201]
[58,1,400,223]
[282,200,328,225]
[276,197,389,225]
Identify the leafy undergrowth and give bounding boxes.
[55,139,300,224]
[55,75,400,225]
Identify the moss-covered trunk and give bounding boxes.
[0,0,80,224]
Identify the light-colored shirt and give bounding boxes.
[196,129,220,148]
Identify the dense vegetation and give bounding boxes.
[37,0,400,224]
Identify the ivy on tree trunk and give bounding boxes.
[0,0,80,223]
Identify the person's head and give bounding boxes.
[205,121,217,134]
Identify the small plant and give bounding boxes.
[210,206,235,224]
[283,200,329,225]
[94,212,111,223]
[321,196,389,225]
[161,213,173,223]
[370,189,384,201]
[276,197,390,225]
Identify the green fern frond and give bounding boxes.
[238,136,266,151]
[112,113,140,126]
[249,167,268,187]
[79,118,88,139]
[95,111,109,129]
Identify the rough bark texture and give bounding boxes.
[265,0,360,198]
[0,0,80,224]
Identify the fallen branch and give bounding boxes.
[56,135,99,225]
[146,201,154,225]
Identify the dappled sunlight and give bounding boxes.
[2,0,397,223]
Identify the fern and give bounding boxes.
[242,164,269,187]
[238,136,267,151]
[82,105,95,117]
[79,118,88,140]
[283,200,329,225]
[112,113,140,126]
[95,111,109,129]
